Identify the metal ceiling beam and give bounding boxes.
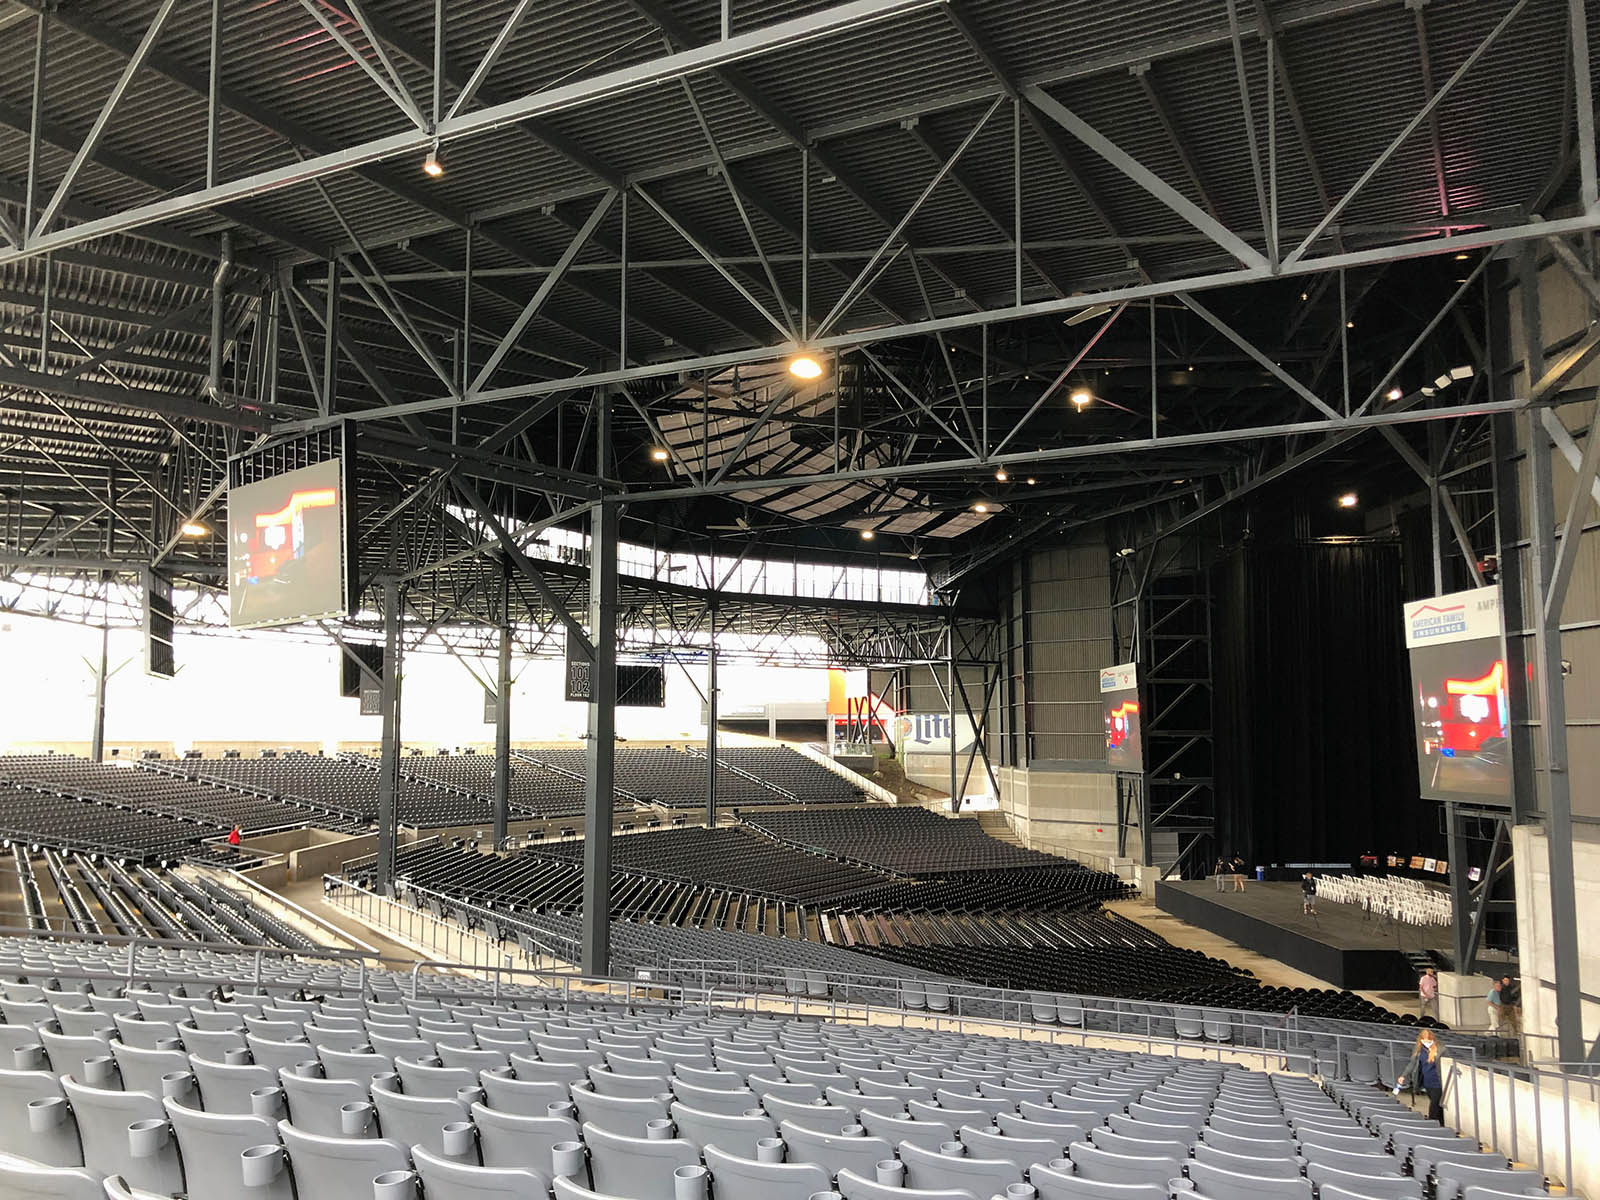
[3,0,941,268]
[1283,0,1530,266]
[0,365,264,431]
[1024,86,1268,271]
[1131,65,1223,224]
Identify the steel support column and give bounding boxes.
[492,576,512,849]
[581,398,619,977]
[375,576,404,896]
[89,620,109,764]
[1445,801,1472,969]
[1516,248,1585,1065]
[705,612,719,827]
[947,615,959,810]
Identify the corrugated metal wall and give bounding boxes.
[998,541,1115,766]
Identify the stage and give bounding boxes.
[1154,880,1451,990]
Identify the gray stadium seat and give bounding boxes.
[1434,1162,1547,1200]
[835,1167,980,1200]
[0,1161,102,1200]
[1186,1160,1314,1200]
[409,1144,552,1200]
[370,1076,471,1158]
[583,1120,699,1200]
[899,1137,1023,1196]
[0,1066,82,1166]
[570,1084,670,1138]
[60,1075,184,1196]
[165,1097,294,1200]
[960,1121,1069,1172]
[702,1143,832,1200]
[858,1107,955,1151]
[273,1119,411,1200]
[470,1102,580,1173]
[1068,1141,1184,1189]
[779,1119,893,1180]
[1033,1162,1169,1200]
[1191,1142,1303,1178]
[1306,1164,1424,1199]
[277,1070,369,1137]
[671,1102,776,1157]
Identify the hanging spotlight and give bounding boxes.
[650,447,669,462]
[422,141,444,178]
[1069,389,1092,410]
[1337,492,1359,509]
[788,354,824,380]
[973,502,990,513]
[1386,387,1404,402]
[1026,477,1037,486]
[180,521,210,538]
[859,528,875,541]
[995,469,1008,482]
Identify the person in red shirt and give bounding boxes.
[227,826,241,846]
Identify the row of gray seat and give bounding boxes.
[0,959,1551,1200]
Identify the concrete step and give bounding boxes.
[974,812,1024,847]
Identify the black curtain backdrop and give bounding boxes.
[1211,540,1436,868]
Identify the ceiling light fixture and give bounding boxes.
[1069,389,1092,410]
[422,142,444,178]
[859,528,875,541]
[1387,387,1404,402]
[788,354,824,380]
[973,502,989,514]
[180,522,210,538]
[995,469,1008,482]
[1064,303,1113,327]
[650,447,669,462]
[1026,477,1037,485]
[1337,492,1359,509]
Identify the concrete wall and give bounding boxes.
[1510,823,1600,1057]
[994,764,1126,870]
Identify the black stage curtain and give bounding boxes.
[1211,540,1435,868]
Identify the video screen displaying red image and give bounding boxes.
[1411,642,1510,801]
[1403,588,1510,806]
[228,458,347,629]
[1100,663,1143,772]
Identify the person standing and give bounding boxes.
[1497,974,1521,1039]
[1215,856,1229,893]
[1419,967,1439,1021]
[1486,977,1503,1033]
[1395,1028,1446,1123]
[1301,872,1317,914]
[227,825,242,847]
[1231,855,1247,892]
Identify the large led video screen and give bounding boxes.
[1101,662,1143,772]
[228,457,349,629]
[1404,586,1510,805]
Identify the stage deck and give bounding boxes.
[1155,880,1452,990]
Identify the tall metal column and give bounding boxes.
[1445,802,1471,969]
[1518,251,1584,1064]
[705,609,719,828]
[1524,407,1585,1064]
[947,616,959,811]
[375,577,403,896]
[492,594,512,849]
[581,395,619,977]
[89,621,109,763]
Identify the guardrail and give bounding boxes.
[0,912,1589,1196]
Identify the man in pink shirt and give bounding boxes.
[1418,967,1439,1020]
